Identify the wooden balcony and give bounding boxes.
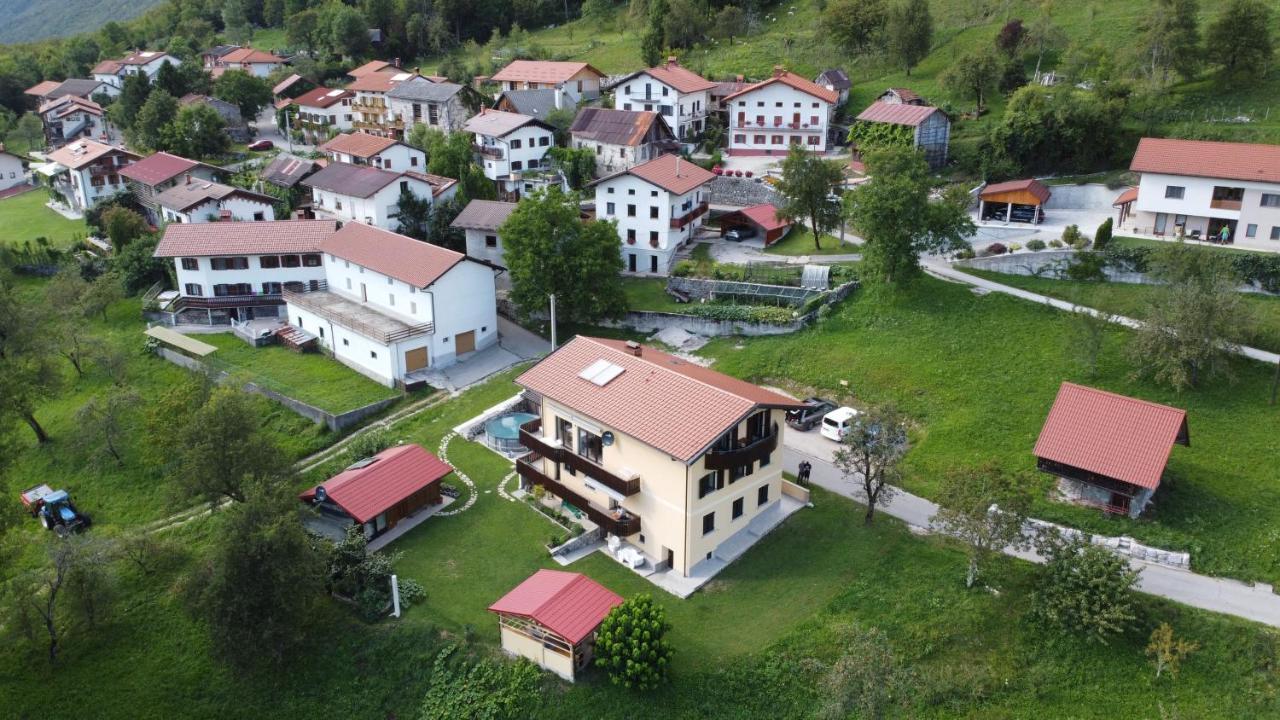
[703,423,780,471]
[1209,198,1242,211]
[519,418,639,496]
[474,144,504,159]
[516,454,642,536]
[670,201,709,230]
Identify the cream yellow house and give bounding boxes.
[515,336,807,579]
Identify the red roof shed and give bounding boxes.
[489,570,623,645]
[300,444,453,524]
[718,203,792,245]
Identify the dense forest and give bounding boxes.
[0,0,166,44]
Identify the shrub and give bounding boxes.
[530,484,546,502]
[684,304,796,324]
[398,577,427,610]
[984,243,1008,256]
[356,587,390,622]
[1062,224,1088,249]
[954,247,976,260]
[1026,239,1046,251]
[348,429,394,460]
[671,260,695,277]
[1048,239,1064,248]
[1065,252,1108,282]
[1007,242,1022,253]
[596,594,673,690]
[1094,217,1113,250]
[1031,533,1139,644]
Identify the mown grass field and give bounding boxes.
[762,226,852,256]
[0,188,87,248]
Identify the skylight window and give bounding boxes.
[578,359,625,386]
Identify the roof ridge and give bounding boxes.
[581,336,757,407]
[1059,382,1185,416]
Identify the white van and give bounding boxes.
[820,407,859,442]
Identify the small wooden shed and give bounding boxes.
[489,570,623,682]
[979,179,1051,224]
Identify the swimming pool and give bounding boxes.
[484,412,538,454]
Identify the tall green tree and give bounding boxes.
[1205,0,1274,81]
[885,0,932,76]
[112,73,152,130]
[930,464,1039,588]
[990,85,1120,175]
[663,0,710,50]
[410,126,496,201]
[130,89,179,151]
[844,146,973,283]
[222,0,254,45]
[774,145,845,251]
[164,103,230,159]
[172,387,291,505]
[832,403,909,524]
[326,2,371,57]
[710,5,747,45]
[1136,0,1201,86]
[286,9,323,54]
[499,187,627,323]
[940,47,1001,113]
[391,189,434,240]
[595,594,673,690]
[1023,1,1067,75]
[824,0,888,55]
[547,146,596,189]
[214,70,274,121]
[1031,532,1139,644]
[640,0,669,67]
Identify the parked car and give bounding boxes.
[786,397,838,431]
[248,139,274,151]
[820,406,860,442]
[725,226,757,242]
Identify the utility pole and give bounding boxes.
[284,108,294,153]
[1271,358,1279,406]
[549,293,557,351]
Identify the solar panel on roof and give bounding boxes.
[578,359,625,386]
[325,89,343,97]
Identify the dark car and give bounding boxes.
[725,226,757,242]
[786,397,838,431]
[248,139,274,151]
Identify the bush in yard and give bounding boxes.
[1026,239,1046,251]
[954,247,976,260]
[1031,532,1140,644]
[1064,252,1108,282]
[348,429,395,460]
[983,243,1007,256]
[596,594,673,690]
[1048,239,1064,248]
[398,578,427,610]
[1094,218,1113,250]
[419,644,543,720]
[1008,242,1022,253]
[1062,224,1087,249]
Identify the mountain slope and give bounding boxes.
[0,0,165,44]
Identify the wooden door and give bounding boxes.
[404,347,428,372]
[455,330,476,355]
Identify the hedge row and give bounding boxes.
[1103,245,1280,293]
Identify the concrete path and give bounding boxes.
[782,433,1280,628]
[924,260,1280,366]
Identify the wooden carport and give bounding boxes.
[718,203,792,245]
[979,179,1051,224]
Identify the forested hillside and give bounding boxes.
[0,0,165,44]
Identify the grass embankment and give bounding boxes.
[0,189,87,248]
[762,226,853,256]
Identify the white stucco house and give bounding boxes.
[285,222,499,387]
[154,177,277,225]
[38,95,108,149]
[206,48,287,78]
[303,161,458,231]
[590,153,715,275]
[153,219,338,322]
[464,109,557,201]
[321,132,426,171]
[1114,137,1280,250]
[290,87,355,144]
[613,57,715,141]
[0,144,28,192]
[450,199,517,288]
[92,50,180,90]
[569,108,679,176]
[490,60,605,105]
[44,139,141,211]
[386,77,474,135]
[724,67,838,156]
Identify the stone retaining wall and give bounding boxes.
[605,280,858,337]
[1025,517,1192,570]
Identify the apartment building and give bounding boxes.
[154,178,276,225]
[612,57,715,141]
[514,336,808,578]
[321,132,426,171]
[723,67,838,156]
[302,161,457,231]
[346,69,420,138]
[464,109,557,201]
[590,153,714,275]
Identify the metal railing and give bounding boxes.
[282,282,434,344]
[516,454,642,536]
[670,201,709,230]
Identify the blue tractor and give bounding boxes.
[21,485,90,537]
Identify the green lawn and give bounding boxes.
[763,226,854,256]
[0,188,88,248]
[622,277,686,312]
[1112,235,1277,256]
[964,268,1280,354]
[200,333,402,414]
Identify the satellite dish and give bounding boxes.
[315,486,327,503]
[601,431,615,446]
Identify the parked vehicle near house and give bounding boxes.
[724,226,758,242]
[248,139,274,151]
[820,406,860,442]
[786,397,838,431]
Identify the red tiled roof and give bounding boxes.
[25,80,60,97]
[321,132,400,158]
[292,86,353,108]
[728,203,789,232]
[488,570,623,645]
[1129,137,1280,184]
[723,67,839,105]
[980,178,1051,204]
[491,60,605,85]
[273,73,306,96]
[1113,187,1138,206]
[346,70,418,93]
[91,59,123,75]
[885,87,922,103]
[47,139,136,170]
[299,444,453,524]
[154,219,337,257]
[119,152,199,186]
[320,222,467,288]
[516,336,804,462]
[119,50,171,66]
[1034,382,1189,491]
[633,58,717,94]
[593,152,715,196]
[347,60,393,78]
[39,95,103,118]
[219,47,286,64]
[856,101,942,127]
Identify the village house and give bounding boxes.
[154,177,277,225]
[853,101,951,169]
[612,57,715,142]
[37,95,107,148]
[43,138,140,211]
[321,132,426,171]
[489,570,623,682]
[204,47,287,78]
[1034,382,1189,519]
[91,50,180,91]
[590,153,714,275]
[723,67,838,156]
[464,109,557,201]
[152,219,337,323]
[877,87,926,105]
[347,68,421,137]
[288,87,355,144]
[260,153,320,192]
[569,108,678,176]
[386,77,474,136]
[814,69,852,107]
[119,151,223,224]
[302,162,457,231]
[346,60,395,79]
[1114,137,1280,250]
[495,89,563,120]
[300,444,453,546]
[0,144,28,192]
[284,222,499,387]
[24,78,114,103]
[514,336,809,582]
[450,199,517,286]
[272,73,313,104]
[179,94,251,142]
[490,60,605,105]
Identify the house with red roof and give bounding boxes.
[91,50,180,91]
[612,57,717,141]
[300,444,453,544]
[284,222,498,386]
[288,87,356,144]
[37,95,108,149]
[302,161,457,231]
[717,203,792,245]
[464,109,558,201]
[1034,382,1189,518]
[514,336,810,588]
[853,100,950,169]
[489,570,623,681]
[206,47,287,78]
[723,66,839,156]
[589,153,715,275]
[490,60,606,105]
[44,139,141,211]
[320,132,425,171]
[1117,137,1280,249]
[120,152,223,224]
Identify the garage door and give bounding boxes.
[404,347,428,372]
[455,330,476,355]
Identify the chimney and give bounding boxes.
[184,173,192,185]
[675,155,681,177]
[625,340,642,357]
[773,65,786,78]
[667,56,678,68]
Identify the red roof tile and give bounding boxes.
[346,70,418,93]
[491,60,605,85]
[728,203,790,232]
[1113,187,1138,206]
[723,67,839,105]
[321,132,401,158]
[299,444,453,524]
[1034,382,1189,491]
[292,86,353,108]
[1129,137,1280,184]
[47,139,137,170]
[119,152,199,186]
[593,152,715,196]
[25,80,61,97]
[219,47,286,64]
[489,570,623,645]
[347,60,393,78]
[320,222,467,288]
[980,178,1051,204]
[516,336,804,462]
[569,108,673,147]
[154,219,338,257]
[273,73,306,96]
[91,60,123,75]
[856,101,943,127]
[631,58,717,94]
